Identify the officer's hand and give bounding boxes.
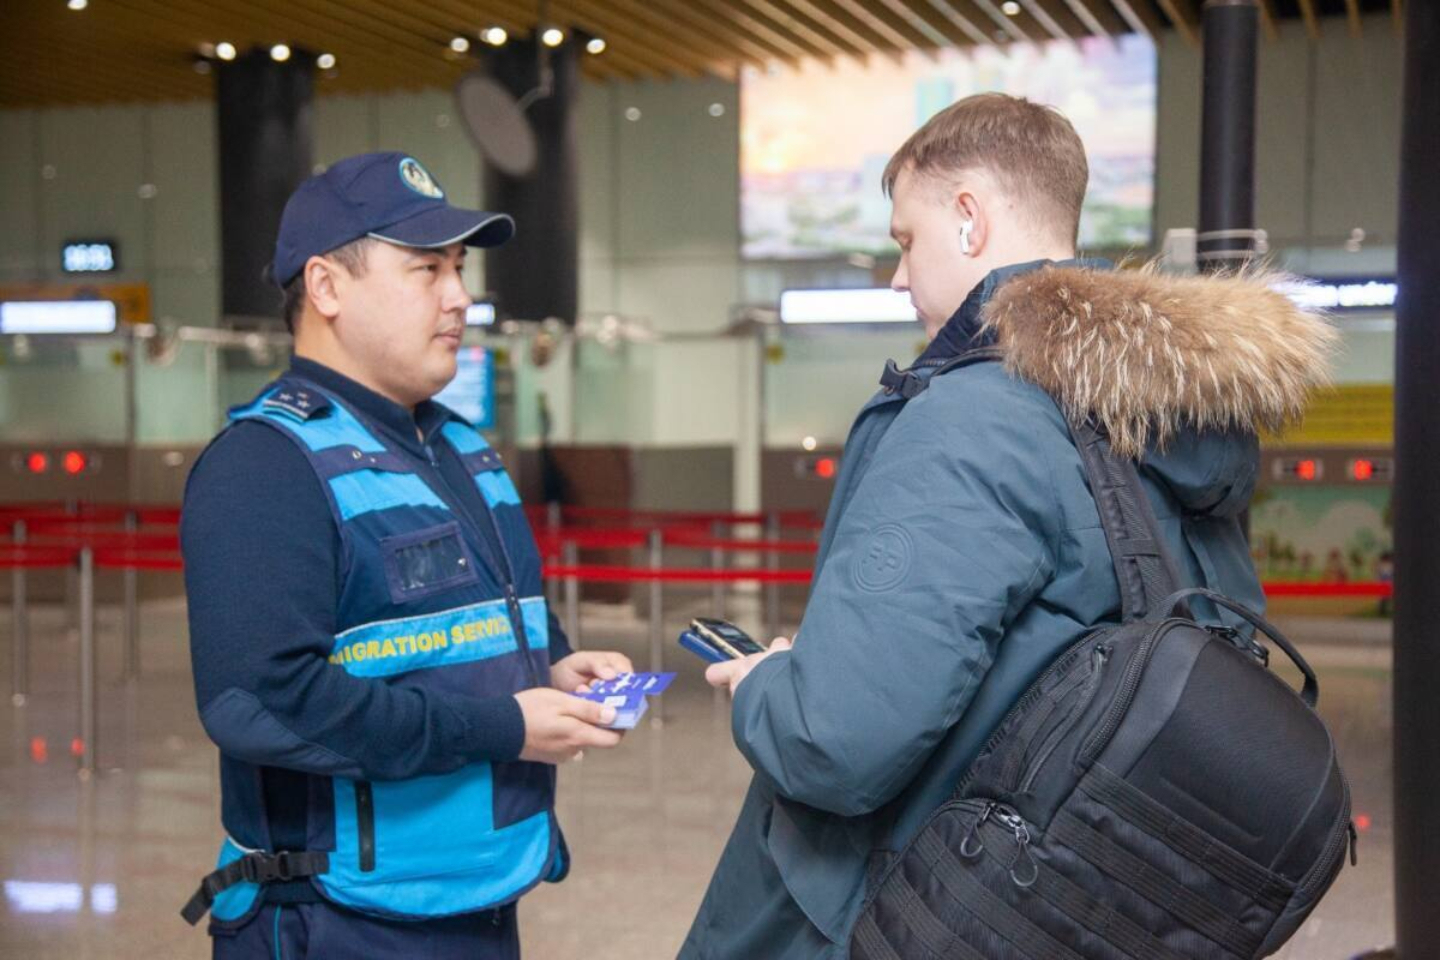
[706,637,792,698]
[514,688,623,764]
[551,650,634,694]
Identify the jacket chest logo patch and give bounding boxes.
[853,524,913,593]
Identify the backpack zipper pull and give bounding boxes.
[1348,821,1359,866]
[959,801,995,859]
[996,808,1038,888]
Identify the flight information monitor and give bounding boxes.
[435,346,496,429]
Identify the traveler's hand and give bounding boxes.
[706,637,792,697]
[514,688,623,764]
[551,650,634,694]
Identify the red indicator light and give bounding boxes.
[1295,459,1317,481]
[1351,459,1374,481]
[69,738,85,758]
[29,737,48,765]
[815,457,837,479]
[26,452,49,474]
[62,451,87,475]
[1355,813,1372,832]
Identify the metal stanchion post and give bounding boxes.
[543,503,564,613]
[77,547,97,778]
[648,529,664,726]
[11,520,29,707]
[765,512,781,641]
[710,520,725,618]
[564,540,581,651]
[65,500,79,633]
[123,511,140,683]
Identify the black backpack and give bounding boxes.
[851,410,1354,960]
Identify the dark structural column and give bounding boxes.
[215,48,314,325]
[1392,1,1440,955]
[1197,0,1259,271]
[484,37,580,324]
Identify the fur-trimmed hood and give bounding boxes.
[979,264,1338,459]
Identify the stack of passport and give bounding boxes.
[572,672,676,729]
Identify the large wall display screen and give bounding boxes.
[741,36,1157,260]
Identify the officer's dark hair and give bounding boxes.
[281,237,378,334]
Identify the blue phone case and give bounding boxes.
[678,630,732,663]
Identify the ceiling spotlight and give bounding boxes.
[450,36,471,53]
[624,106,641,122]
[541,27,565,47]
[586,37,607,55]
[317,52,336,70]
[67,0,87,10]
[482,27,508,46]
[708,102,725,117]
[216,41,237,61]
[270,43,292,62]
[1001,1,1022,15]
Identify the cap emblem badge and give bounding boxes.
[398,157,444,199]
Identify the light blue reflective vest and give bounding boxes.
[207,377,564,923]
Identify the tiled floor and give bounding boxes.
[0,598,1396,959]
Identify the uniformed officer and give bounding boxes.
[180,151,631,958]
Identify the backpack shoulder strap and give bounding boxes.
[1069,421,1186,622]
[931,346,1186,621]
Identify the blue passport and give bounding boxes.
[572,672,676,729]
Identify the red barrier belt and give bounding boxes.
[534,529,820,555]
[0,546,78,569]
[534,529,653,552]
[1261,581,1393,597]
[543,564,814,584]
[93,550,184,572]
[557,506,769,525]
[24,531,181,551]
[546,505,824,528]
[662,531,819,553]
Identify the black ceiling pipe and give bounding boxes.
[1392,0,1440,955]
[1197,0,1260,272]
[215,48,314,326]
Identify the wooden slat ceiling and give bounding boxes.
[0,0,1404,108]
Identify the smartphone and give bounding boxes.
[678,630,732,664]
[690,618,767,659]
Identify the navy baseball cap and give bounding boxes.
[270,152,514,287]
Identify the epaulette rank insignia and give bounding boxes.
[263,385,330,423]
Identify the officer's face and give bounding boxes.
[888,166,987,340]
[331,240,472,407]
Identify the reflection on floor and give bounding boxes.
[0,599,1395,959]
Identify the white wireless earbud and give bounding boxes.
[959,220,974,256]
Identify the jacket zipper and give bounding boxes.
[355,781,376,872]
[1018,644,1111,794]
[424,442,543,690]
[1077,620,1186,767]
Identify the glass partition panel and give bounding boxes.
[0,336,130,444]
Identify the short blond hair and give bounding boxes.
[882,93,1089,246]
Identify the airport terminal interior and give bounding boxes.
[0,1,1426,958]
